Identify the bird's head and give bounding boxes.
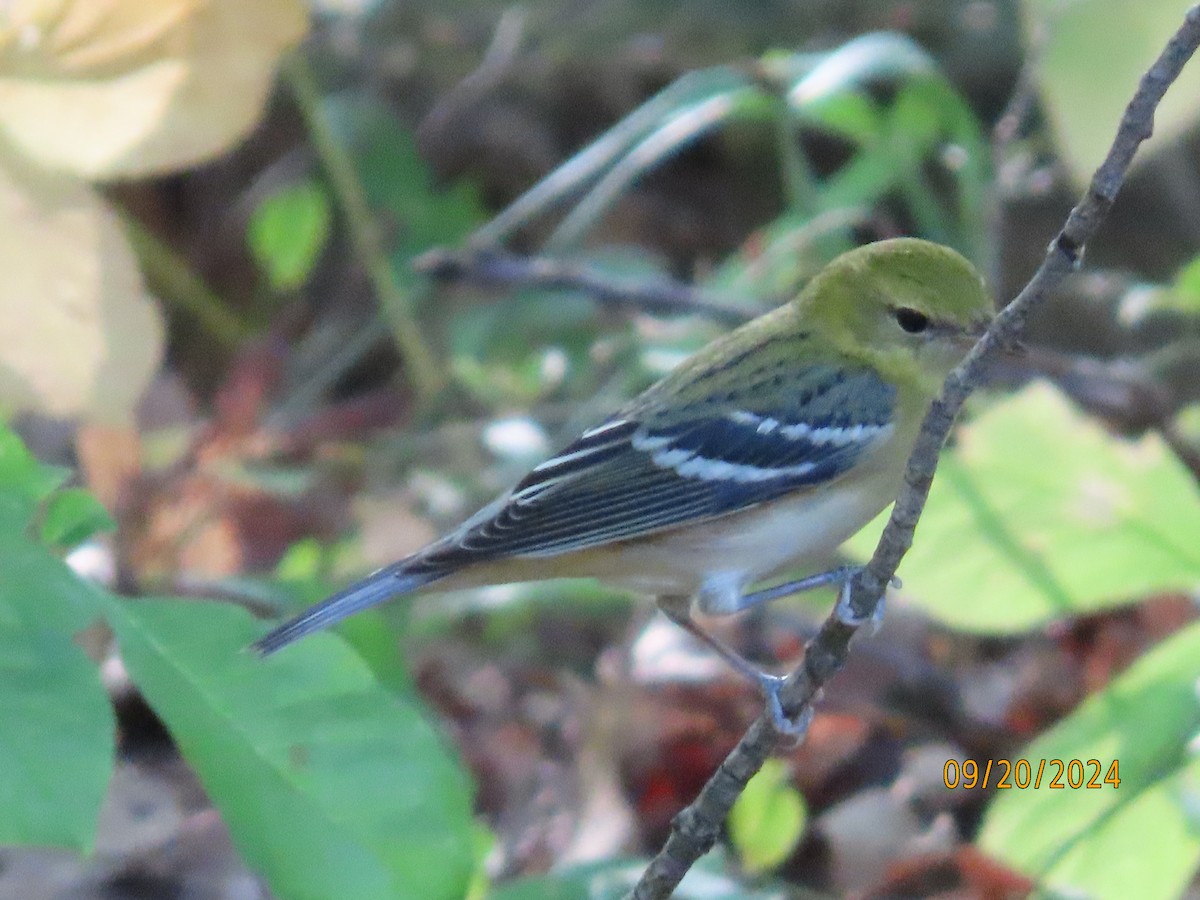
[798,238,994,390]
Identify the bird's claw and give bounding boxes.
[759,674,814,739]
[833,568,897,633]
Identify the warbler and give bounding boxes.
[254,238,992,729]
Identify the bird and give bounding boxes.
[253,237,992,731]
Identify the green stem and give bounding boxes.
[283,54,447,408]
[774,96,817,215]
[122,214,251,349]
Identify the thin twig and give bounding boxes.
[629,7,1200,898]
[987,23,1044,291]
[414,247,761,325]
[284,54,447,408]
[122,214,252,349]
[416,7,527,153]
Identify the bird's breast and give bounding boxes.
[574,463,899,599]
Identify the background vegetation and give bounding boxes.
[2,1,1199,898]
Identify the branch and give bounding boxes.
[413,247,759,326]
[629,7,1200,898]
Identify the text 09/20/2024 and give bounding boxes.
[943,758,1121,790]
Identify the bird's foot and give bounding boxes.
[832,568,899,633]
[758,673,815,739]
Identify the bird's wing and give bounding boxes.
[415,362,895,570]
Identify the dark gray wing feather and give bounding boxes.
[412,364,895,571]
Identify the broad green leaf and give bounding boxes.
[0,425,113,850]
[247,179,332,291]
[0,426,104,635]
[847,382,1200,632]
[1022,0,1200,183]
[0,621,114,850]
[3,527,106,637]
[0,426,68,516]
[978,621,1200,900]
[39,486,116,548]
[272,538,416,696]
[728,758,806,875]
[103,597,476,900]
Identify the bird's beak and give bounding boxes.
[958,315,1026,358]
[944,317,991,351]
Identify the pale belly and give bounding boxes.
[593,468,895,599]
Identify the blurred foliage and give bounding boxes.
[480,32,990,271]
[1022,0,1200,184]
[846,383,1200,632]
[453,32,991,415]
[728,759,808,876]
[106,598,478,900]
[3,2,1200,898]
[247,178,334,292]
[0,0,308,178]
[0,156,162,423]
[0,0,308,423]
[38,486,115,550]
[979,620,1200,900]
[0,425,478,898]
[0,428,114,850]
[333,95,487,291]
[1172,254,1200,312]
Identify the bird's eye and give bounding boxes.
[894,307,929,334]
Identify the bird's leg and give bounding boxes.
[657,595,809,736]
[833,572,894,632]
[709,565,860,613]
[709,565,897,634]
[658,566,900,734]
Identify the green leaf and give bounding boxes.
[0,621,114,850]
[1023,0,1200,183]
[39,486,115,548]
[247,178,333,291]
[102,597,476,900]
[978,621,1200,900]
[0,425,113,850]
[0,426,68,523]
[271,538,417,696]
[1171,256,1200,311]
[326,94,485,288]
[847,383,1200,632]
[728,758,806,875]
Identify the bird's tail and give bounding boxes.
[251,563,443,656]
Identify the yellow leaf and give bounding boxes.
[0,0,308,179]
[0,151,163,422]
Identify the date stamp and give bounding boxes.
[943,758,1121,790]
